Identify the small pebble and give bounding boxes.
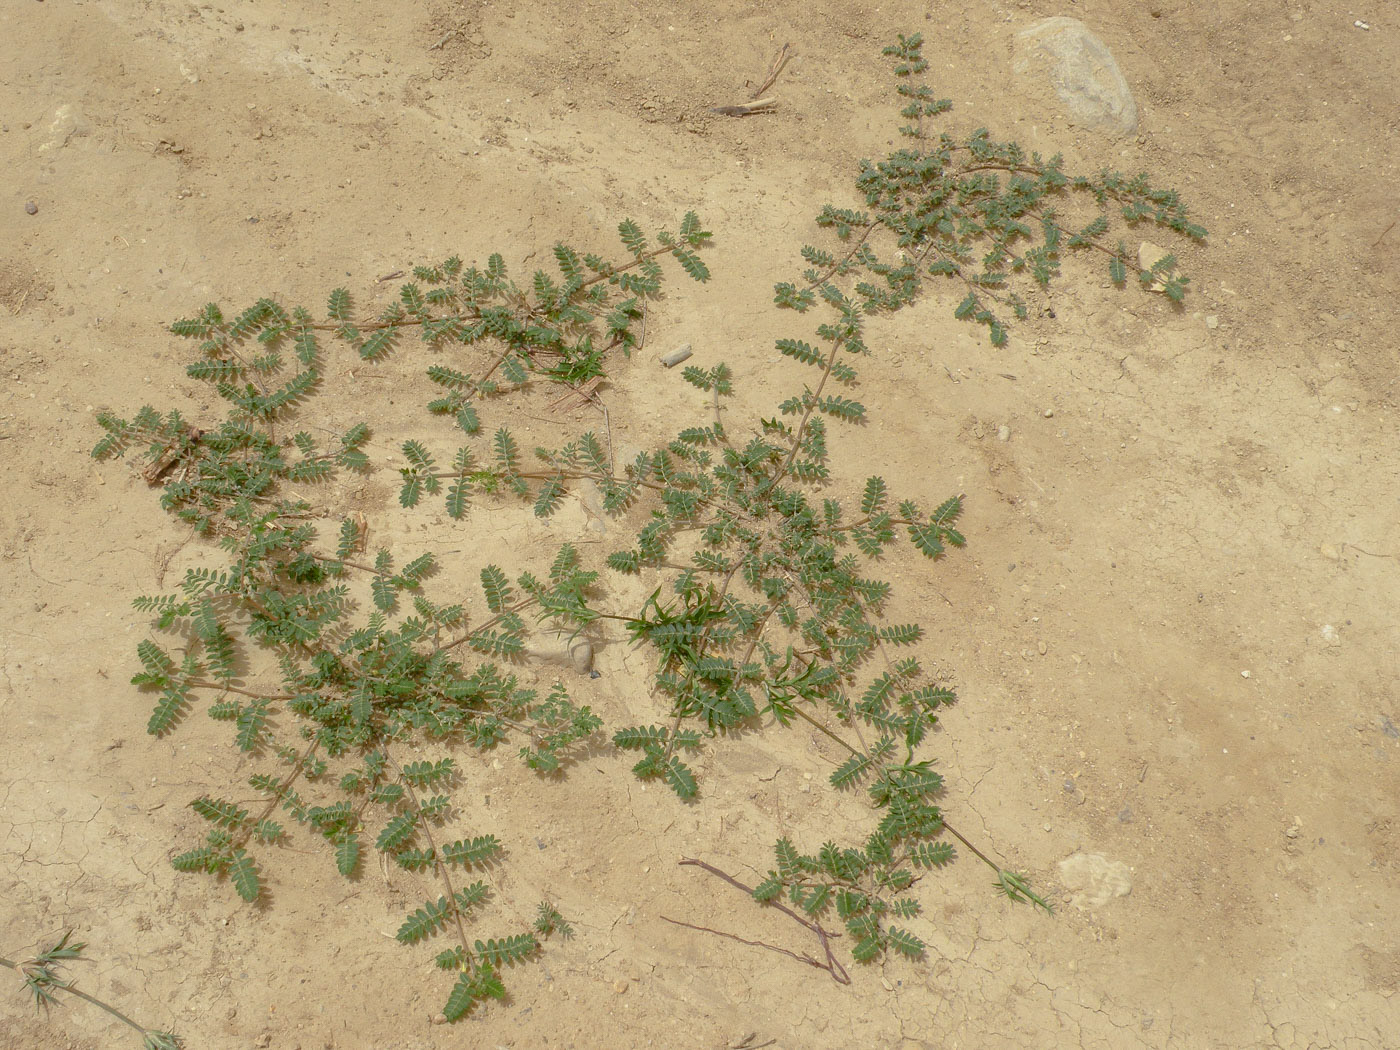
[431,1012,448,1025]
[25,201,37,215]
[997,424,1011,442]
[1043,408,1054,418]
[613,980,629,994]
[660,343,692,368]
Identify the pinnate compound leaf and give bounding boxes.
[618,219,647,256]
[852,935,883,963]
[376,812,418,853]
[612,725,668,750]
[360,328,395,360]
[861,476,887,515]
[481,565,512,612]
[474,933,538,968]
[775,837,801,879]
[335,833,361,876]
[397,896,452,944]
[680,210,710,246]
[752,874,783,902]
[534,478,563,518]
[831,752,873,789]
[371,573,397,611]
[147,687,189,736]
[672,245,710,282]
[228,849,261,902]
[400,758,455,787]
[493,428,520,474]
[235,700,270,751]
[135,639,175,680]
[336,517,361,559]
[443,974,478,1021]
[663,756,697,799]
[171,845,222,873]
[910,841,956,869]
[327,287,351,321]
[442,835,502,868]
[446,478,470,519]
[192,796,250,829]
[888,926,925,959]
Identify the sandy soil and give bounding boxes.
[3,1,1398,1047]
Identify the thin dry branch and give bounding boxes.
[752,43,792,99]
[677,857,850,984]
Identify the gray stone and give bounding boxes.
[1014,18,1139,136]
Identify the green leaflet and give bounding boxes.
[228,849,261,902]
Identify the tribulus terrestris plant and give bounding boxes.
[89,32,1201,1022]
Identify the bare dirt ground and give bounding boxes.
[3,1,1398,1047]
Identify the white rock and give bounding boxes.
[1057,852,1132,908]
[1014,18,1139,136]
[38,103,91,153]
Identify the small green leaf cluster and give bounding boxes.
[93,320,368,534]
[753,833,953,962]
[368,215,711,422]
[775,32,1206,345]
[100,345,614,1016]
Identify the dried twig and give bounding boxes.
[751,43,791,100]
[711,43,790,117]
[677,857,850,984]
[429,28,463,51]
[140,426,204,485]
[547,375,603,414]
[710,98,777,118]
[660,915,834,977]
